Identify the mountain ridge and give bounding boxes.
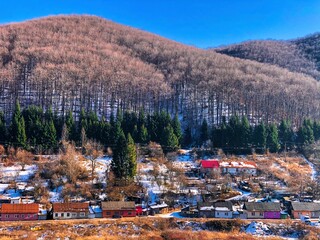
[0,15,319,127]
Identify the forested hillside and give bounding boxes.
[0,15,319,129]
[293,33,320,72]
[215,40,320,80]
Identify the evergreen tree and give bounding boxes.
[111,130,128,180]
[10,100,27,148]
[297,119,314,146]
[241,116,251,148]
[228,115,241,148]
[0,111,6,144]
[43,119,57,151]
[172,114,182,144]
[252,122,267,151]
[161,125,179,153]
[183,125,192,147]
[137,124,148,144]
[267,123,280,152]
[279,119,294,149]
[313,121,320,141]
[127,133,137,178]
[200,118,209,145]
[65,111,77,142]
[23,106,44,146]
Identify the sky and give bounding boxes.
[1,0,320,48]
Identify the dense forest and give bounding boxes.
[1,102,319,155]
[0,15,320,131]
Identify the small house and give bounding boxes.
[243,202,281,219]
[101,201,136,218]
[0,203,39,221]
[213,201,233,219]
[220,161,257,176]
[198,201,233,218]
[149,202,169,215]
[290,202,320,219]
[200,160,220,174]
[52,202,90,220]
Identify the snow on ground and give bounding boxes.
[245,221,270,236]
[301,155,317,180]
[0,164,37,182]
[0,183,9,193]
[156,211,185,218]
[49,186,63,202]
[82,155,112,184]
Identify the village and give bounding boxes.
[0,141,319,231]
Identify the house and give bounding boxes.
[290,202,320,219]
[149,202,169,215]
[198,201,233,218]
[220,161,257,176]
[180,206,199,218]
[52,202,91,220]
[101,201,136,218]
[213,201,233,219]
[243,202,281,219]
[200,160,220,174]
[0,203,39,221]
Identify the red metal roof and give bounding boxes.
[201,160,219,168]
[0,203,39,214]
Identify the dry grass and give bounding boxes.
[0,218,295,240]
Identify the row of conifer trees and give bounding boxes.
[0,101,318,154]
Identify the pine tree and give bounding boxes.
[279,119,294,149]
[297,119,314,146]
[161,125,179,153]
[228,115,241,148]
[267,123,280,152]
[111,130,128,180]
[65,111,77,142]
[10,100,27,148]
[43,119,57,151]
[241,116,251,148]
[172,114,182,144]
[183,125,192,147]
[252,122,267,151]
[127,133,137,178]
[139,124,148,143]
[200,118,209,145]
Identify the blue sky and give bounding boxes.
[1,0,320,48]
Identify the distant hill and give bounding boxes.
[292,33,320,72]
[0,15,319,127]
[215,39,320,80]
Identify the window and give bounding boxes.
[252,212,255,216]
[115,212,119,215]
[106,212,111,215]
[225,213,228,216]
[14,214,19,218]
[80,212,85,217]
[21,214,24,218]
[67,213,70,217]
[72,213,77,217]
[217,212,219,216]
[260,212,263,216]
[55,213,58,217]
[128,212,131,215]
[61,213,64,217]
[5,215,9,218]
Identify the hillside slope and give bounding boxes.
[293,33,320,71]
[215,40,320,80]
[0,15,319,126]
